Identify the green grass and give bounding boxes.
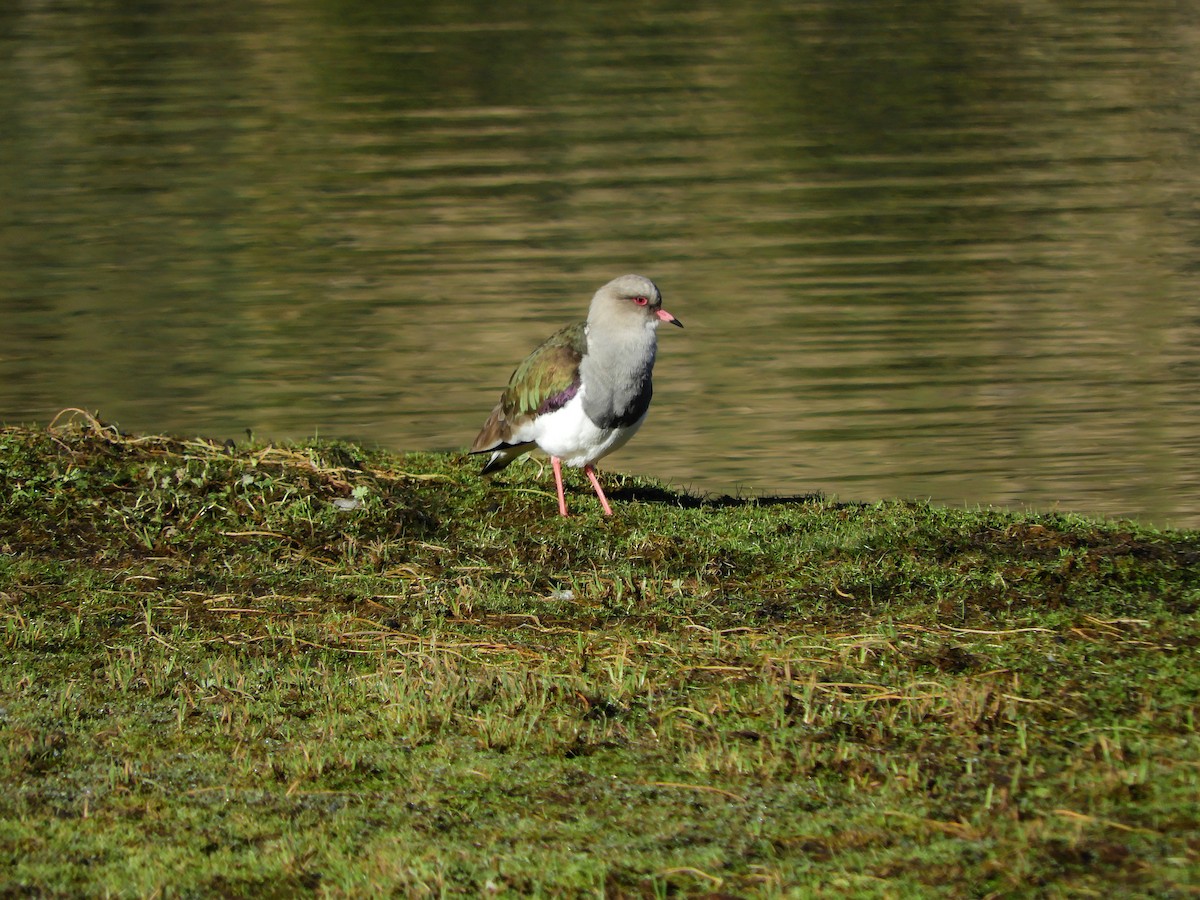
[1,412,1197,897]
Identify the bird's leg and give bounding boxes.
[584,465,614,516]
[551,456,570,517]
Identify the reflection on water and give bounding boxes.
[2,0,1199,527]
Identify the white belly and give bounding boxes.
[527,392,645,468]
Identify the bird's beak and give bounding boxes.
[656,308,683,328]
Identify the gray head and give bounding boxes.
[587,274,682,332]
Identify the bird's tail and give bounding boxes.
[475,444,531,475]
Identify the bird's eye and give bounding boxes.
[632,296,649,306]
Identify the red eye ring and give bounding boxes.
[632,296,649,306]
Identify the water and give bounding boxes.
[3,0,1199,527]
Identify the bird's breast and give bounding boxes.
[578,347,655,432]
[529,389,646,467]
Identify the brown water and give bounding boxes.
[3,0,1200,527]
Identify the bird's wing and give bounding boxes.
[505,321,586,419]
[470,322,586,456]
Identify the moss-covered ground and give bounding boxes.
[1,412,1197,896]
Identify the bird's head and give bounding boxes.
[588,274,683,332]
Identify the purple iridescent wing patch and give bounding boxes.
[538,380,580,415]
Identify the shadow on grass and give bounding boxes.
[611,480,831,510]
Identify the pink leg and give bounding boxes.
[584,465,614,516]
[551,456,569,517]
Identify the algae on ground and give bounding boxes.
[1,414,1198,896]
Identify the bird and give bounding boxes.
[470,274,682,517]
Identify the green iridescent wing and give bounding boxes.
[502,322,586,419]
[470,321,586,459]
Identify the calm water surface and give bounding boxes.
[3,1,1200,527]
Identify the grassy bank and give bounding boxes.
[1,413,1197,897]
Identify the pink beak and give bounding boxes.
[656,308,683,328]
